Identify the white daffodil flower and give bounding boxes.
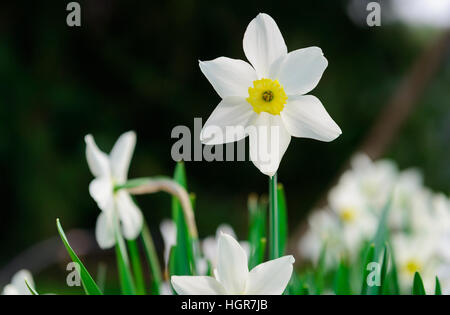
[2,270,34,295]
[199,13,341,176]
[171,232,294,295]
[85,131,143,249]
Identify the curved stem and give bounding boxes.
[122,177,198,239]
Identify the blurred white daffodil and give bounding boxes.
[171,232,294,295]
[85,131,143,249]
[202,224,250,268]
[2,270,34,295]
[392,234,438,294]
[199,13,341,176]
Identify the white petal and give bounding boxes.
[171,276,226,295]
[109,131,136,183]
[116,190,143,240]
[85,134,111,178]
[2,284,19,295]
[95,211,116,249]
[239,241,251,260]
[199,57,257,99]
[200,97,255,145]
[246,255,295,295]
[247,113,291,177]
[89,177,114,211]
[243,13,287,78]
[273,47,328,95]
[9,270,34,295]
[160,219,177,266]
[281,95,341,142]
[217,232,249,294]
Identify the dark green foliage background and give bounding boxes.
[0,0,448,269]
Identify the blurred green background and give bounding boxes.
[0,0,449,287]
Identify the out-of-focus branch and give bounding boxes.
[287,31,450,259]
[0,229,98,287]
[127,178,198,238]
[360,31,450,160]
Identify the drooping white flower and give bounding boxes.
[172,232,294,295]
[160,219,177,267]
[85,131,143,249]
[202,224,250,268]
[2,270,35,295]
[199,13,341,176]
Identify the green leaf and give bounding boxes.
[285,272,303,295]
[383,254,400,295]
[378,244,389,294]
[127,239,146,295]
[367,243,389,295]
[314,244,327,295]
[361,243,375,295]
[56,219,102,295]
[113,216,136,295]
[300,284,310,295]
[248,194,267,269]
[372,197,392,259]
[413,272,426,295]
[334,259,351,295]
[171,162,195,275]
[435,276,442,295]
[25,279,38,295]
[276,183,288,257]
[141,222,162,294]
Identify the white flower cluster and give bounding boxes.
[299,153,450,293]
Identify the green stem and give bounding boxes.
[269,172,279,260]
[113,214,136,295]
[127,239,146,295]
[141,222,163,294]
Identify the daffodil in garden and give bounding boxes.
[85,131,143,249]
[2,270,34,295]
[171,233,294,295]
[199,13,341,176]
[299,153,450,293]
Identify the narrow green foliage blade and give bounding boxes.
[56,219,102,295]
[435,276,442,295]
[127,239,146,294]
[412,272,426,295]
